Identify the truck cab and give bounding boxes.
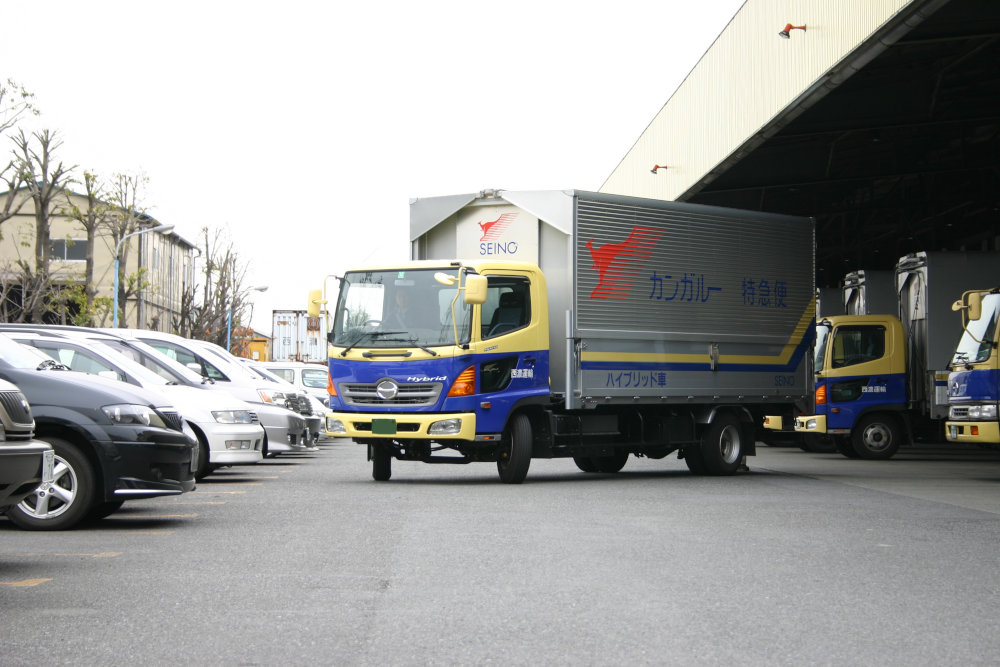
[320,261,550,482]
[946,288,1000,444]
[794,314,908,458]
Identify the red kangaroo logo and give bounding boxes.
[586,226,663,299]
[478,213,518,242]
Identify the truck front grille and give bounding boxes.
[950,407,969,418]
[340,382,443,407]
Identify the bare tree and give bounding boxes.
[176,226,253,349]
[14,129,75,277]
[106,172,154,327]
[63,171,111,323]
[0,78,38,229]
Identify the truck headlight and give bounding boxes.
[326,416,346,434]
[102,404,168,428]
[429,418,462,435]
[212,410,254,424]
[969,404,998,420]
[804,418,817,430]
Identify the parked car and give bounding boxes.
[0,379,53,513]
[0,334,195,530]
[8,330,266,480]
[255,360,330,407]
[106,329,319,454]
[0,324,309,460]
[241,361,333,441]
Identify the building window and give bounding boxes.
[50,238,87,261]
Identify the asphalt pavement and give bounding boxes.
[2,439,999,665]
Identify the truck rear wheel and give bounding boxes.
[696,414,746,476]
[372,445,392,481]
[852,414,902,460]
[497,413,532,484]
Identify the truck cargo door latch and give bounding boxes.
[709,343,719,371]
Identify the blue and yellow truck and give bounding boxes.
[946,287,1000,445]
[785,251,1000,459]
[312,190,815,482]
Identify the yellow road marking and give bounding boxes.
[113,513,198,519]
[0,578,52,587]
[192,490,246,495]
[163,501,226,505]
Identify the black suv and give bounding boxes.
[0,334,196,530]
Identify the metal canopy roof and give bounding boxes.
[682,0,1000,288]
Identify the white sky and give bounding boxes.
[1,0,744,332]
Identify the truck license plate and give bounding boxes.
[372,419,397,435]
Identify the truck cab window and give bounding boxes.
[482,278,530,339]
[831,325,885,369]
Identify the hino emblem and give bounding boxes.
[376,379,399,400]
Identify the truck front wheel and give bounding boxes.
[852,414,902,460]
[695,414,746,476]
[497,413,532,484]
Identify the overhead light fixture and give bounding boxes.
[650,165,668,174]
[779,23,806,39]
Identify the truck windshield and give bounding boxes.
[952,293,1000,365]
[332,268,472,348]
[814,321,831,372]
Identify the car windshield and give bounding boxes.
[0,333,62,369]
[332,268,471,348]
[952,293,1000,365]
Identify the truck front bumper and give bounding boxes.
[326,412,478,440]
[794,414,828,434]
[946,420,1000,443]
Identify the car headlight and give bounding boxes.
[102,404,168,428]
[212,409,255,424]
[257,389,288,404]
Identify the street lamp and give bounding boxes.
[112,223,174,328]
[227,285,268,352]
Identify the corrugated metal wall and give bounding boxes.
[600,0,914,201]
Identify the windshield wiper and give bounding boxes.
[339,330,408,356]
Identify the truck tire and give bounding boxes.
[697,414,746,476]
[6,437,97,531]
[834,435,860,458]
[497,413,532,484]
[372,445,392,481]
[852,414,902,460]
[801,434,838,453]
[683,447,708,475]
[573,456,599,472]
[593,451,629,473]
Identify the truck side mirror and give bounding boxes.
[307,289,324,317]
[464,274,487,305]
[952,292,983,323]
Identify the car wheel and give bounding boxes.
[497,413,532,484]
[7,437,97,531]
[194,433,212,481]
